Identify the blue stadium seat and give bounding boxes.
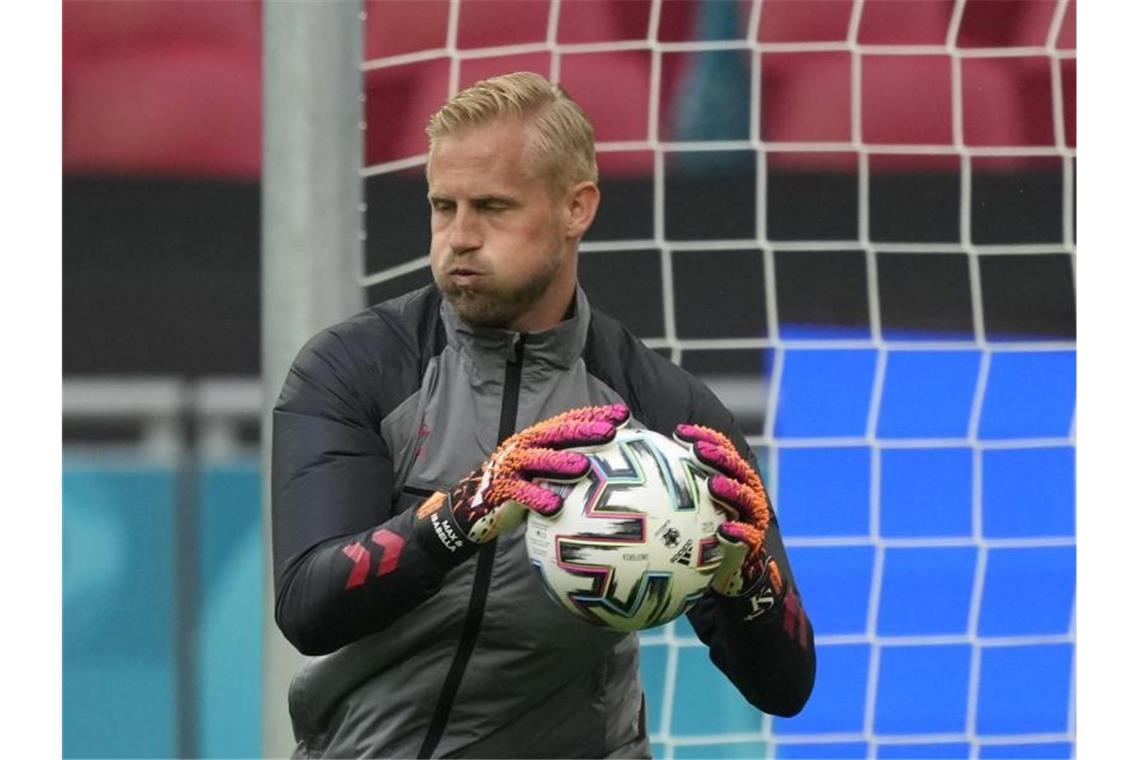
[638,641,669,736]
[877,350,981,438]
[772,644,870,735]
[979,547,1075,637]
[979,742,1073,759]
[976,644,1072,735]
[63,464,178,759]
[671,647,766,736]
[878,742,972,759]
[874,644,972,734]
[978,351,1075,439]
[982,447,1074,538]
[197,460,263,758]
[876,547,977,636]
[675,740,768,759]
[880,447,973,538]
[775,349,878,437]
[776,741,869,759]
[777,446,871,537]
[785,546,876,636]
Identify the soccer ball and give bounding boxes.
[525,427,726,632]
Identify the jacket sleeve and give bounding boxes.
[683,390,817,717]
[271,328,454,656]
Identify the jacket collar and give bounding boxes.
[440,286,591,371]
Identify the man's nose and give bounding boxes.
[448,206,481,254]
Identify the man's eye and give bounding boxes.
[431,200,454,212]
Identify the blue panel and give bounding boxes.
[672,613,701,644]
[672,647,764,736]
[651,743,667,759]
[776,742,869,759]
[877,350,981,438]
[63,465,177,759]
[979,742,1073,759]
[979,547,1075,637]
[639,643,668,737]
[780,324,872,341]
[772,644,870,734]
[977,644,1073,735]
[197,460,263,758]
[775,349,878,438]
[65,661,177,759]
[784,546,875,636]
[675,741,769,759]
[752,445,773,487]
[874,644,971,734]
[671,50,751,137]
[880,447,973,538]
[979,352,1075,439]
[983,448,1075,538]
[877,547,977,636]
[878,743,972,759]
[777,447,870,537]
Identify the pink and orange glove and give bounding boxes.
[413,404,631,565]
[674,424,785,604]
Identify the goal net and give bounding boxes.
[359,1,1076,758]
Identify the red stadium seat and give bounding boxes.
[62,0,1073,179]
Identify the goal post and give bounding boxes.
[261,1,364,755]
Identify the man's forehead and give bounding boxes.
[427,119,544,190]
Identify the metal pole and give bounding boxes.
[261,2,364,756]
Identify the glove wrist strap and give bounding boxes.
[714,553,789,623]
[411,491,481,567]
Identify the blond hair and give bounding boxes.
[426,71,598,191]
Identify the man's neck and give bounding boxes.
[508,276,578,333]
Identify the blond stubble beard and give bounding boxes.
[434,243,564,330]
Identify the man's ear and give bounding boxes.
[563,181,600,240]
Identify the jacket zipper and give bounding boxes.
[418,333,527,758]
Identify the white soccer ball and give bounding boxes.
[525,427,726,632]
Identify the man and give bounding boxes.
[272,71,814,758]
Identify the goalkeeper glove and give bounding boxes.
[413,403,631,565]
[674,423,785,613]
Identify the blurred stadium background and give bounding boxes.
[62,1,1076,758]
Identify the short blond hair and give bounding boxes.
[426,71,598,191]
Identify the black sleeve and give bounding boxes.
[684,391,816,717]
[271,327,453,656]
[686,521,816,716]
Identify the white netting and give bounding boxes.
[360,1,1076,758]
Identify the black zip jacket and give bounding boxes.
[272,284,815,758]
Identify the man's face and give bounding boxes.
[427,118,572,331]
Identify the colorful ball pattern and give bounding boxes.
[526,428,726,632]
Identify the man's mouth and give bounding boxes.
[448,267,486,286]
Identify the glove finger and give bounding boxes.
[718,520,765,556]
[689,439,764,494]
[511,448,591,481]
[709,527,750,596]
[547,403,630,430]
[674,423,734,450]
[710,521,768,596]
[708,474,771,531]
[523,419,621,451]
[488,478,565,517]
[464,499,527,543]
